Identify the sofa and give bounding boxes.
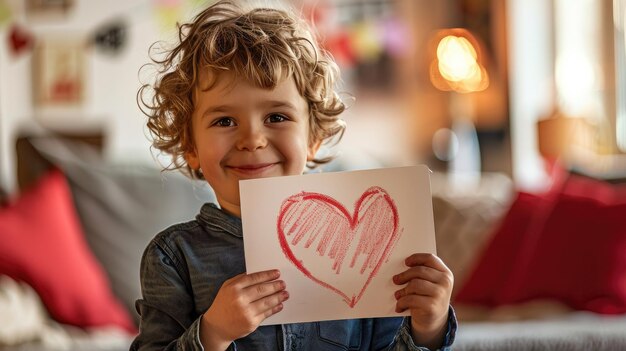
[1,134,215,350]
[430,170,626,350]
[1,134,625,350]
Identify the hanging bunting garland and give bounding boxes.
[381,17,410,57]
[350,21,383,63]
[93,20,127,55]
[325,31,356,68]
[7,24,34,57]
[0,0,12,27]
[153,0,184,33]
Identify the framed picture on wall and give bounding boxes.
[32,39,86,108]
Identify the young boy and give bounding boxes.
[131,1,456,350]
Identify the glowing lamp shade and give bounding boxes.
[430,29,489,93]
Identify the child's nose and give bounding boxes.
[235,125,268,151]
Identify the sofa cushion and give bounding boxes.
[29,137,215,323]
[455,174,626,314]
[430,172,514,295]
[0,168,135,332]
[453,191,543,305]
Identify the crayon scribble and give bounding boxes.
[277,186,401,307]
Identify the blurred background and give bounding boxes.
[0,0,624,193]
[2,1,626,348]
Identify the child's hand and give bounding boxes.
[200,269,288,350]
[393,253,453,350]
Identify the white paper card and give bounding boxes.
[240,165,436,325]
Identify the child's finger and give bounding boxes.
[244,279,286,301]
[252,290,290,319]
[393,265,446,285]
[394,279,439,300]
[244,269,281,286]
[394,293,430,313]
[227,269,280,290]
[404,253,447,271]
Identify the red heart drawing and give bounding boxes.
[277,186,401,307]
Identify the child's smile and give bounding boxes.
[225,163,279,177]
[186,71,320,217]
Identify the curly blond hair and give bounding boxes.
[138,0,347,179]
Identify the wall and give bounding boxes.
[506,0,554,191]
[0,0,419,194]
[2,0,560,194]
[0,0,177,193]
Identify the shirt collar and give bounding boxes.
[197,203,243,238]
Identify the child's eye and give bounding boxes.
[266,114,288,123]
[212,117,235,127]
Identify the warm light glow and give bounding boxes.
[429,29,489,93]
[555,54,598,115]
[437,36,479,82]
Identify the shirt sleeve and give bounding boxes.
[390,306,457,351]
[129,240,206,351]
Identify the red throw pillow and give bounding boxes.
[0,169,136,332]
[453,191,548,306]
[455,175,626,314]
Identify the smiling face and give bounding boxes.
[186,72,320,217]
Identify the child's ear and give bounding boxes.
[185,149,201,171]
[307,140,322,161]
